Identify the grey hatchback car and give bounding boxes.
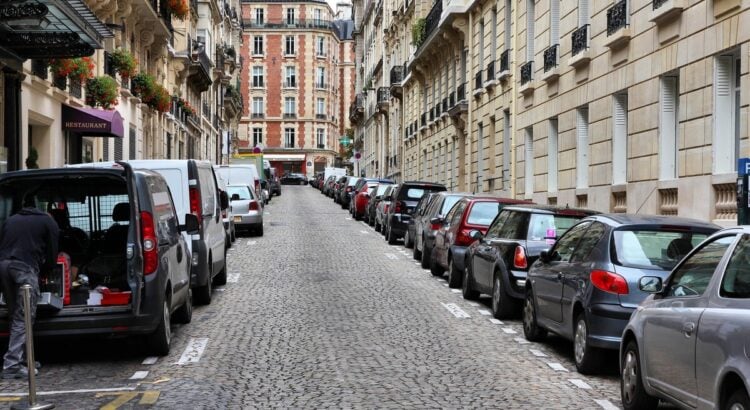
[523,214,720,374]
[620,227,750,410]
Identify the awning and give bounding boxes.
[264,154,306,162]
[62,105,124,138]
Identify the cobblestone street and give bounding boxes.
[0,186,624,409]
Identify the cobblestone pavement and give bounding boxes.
[0,186,635,409]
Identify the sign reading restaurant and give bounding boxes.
[64,121,109,130]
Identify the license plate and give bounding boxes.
[233,216,242,223]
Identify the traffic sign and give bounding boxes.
[739,158,750,176]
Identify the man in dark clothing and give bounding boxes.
[0,203,58,379]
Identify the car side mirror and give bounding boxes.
[639,276,664,293]
[180,213,200,234]
[231,193,240,201]
[469,230,483,240]
[539,250,551,263]
[220,191,229,210]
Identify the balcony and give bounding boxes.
[241,18,338,31]
[316,113,327,120]
[649,0,685,24]
[377,87,390,110]
[542,45,560,82]
[569,25,592,67]
[31,60,48,80]
[224,86,243,118]
[605,0,631,48]
[417,0,443,50]
[484,60,498,89]
[348,93,365,124]
[519,61,535,95]
[315,82,327,89]
[187,48,213,92]
[498,50,511,80]
[284,80,297,88]
[389,65,403,98]
[317,144,326,149]
[283,113,297,119]
[473,71,484,97]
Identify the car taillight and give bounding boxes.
[249,201,260,211]
[140,211,158,276]
[513,246,528,269]
[221,209,227,218]
[255,179,260,193]
[384,204,390,213]
[590,270,629,295]
[189,187,202,225]
[346,187,352,192]
[430,221,442,231]
[455,229,474,246]
[394,200,403,213]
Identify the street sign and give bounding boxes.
[739,158,750,176]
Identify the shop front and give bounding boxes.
[61,105,124,164]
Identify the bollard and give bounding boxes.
[11,285,53,410]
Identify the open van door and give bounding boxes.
[116,161,144,315]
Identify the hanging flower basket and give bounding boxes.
[166,0,189,20]
[48,58,75,78]
[110,49,138,81]
[85,76,119,110]
[175,97,197,117]
[131,72,156,102]
[69,57,95,83]
[151,84,171,113]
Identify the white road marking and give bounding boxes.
[227,272,240,283]
[361,222,369,227]
[215,288,226,292]
[514,337,531,344]
[129,371,149,380]
[423,269,431,273]
[467,302,480,307]
[547,362,569,372]
[436,278,446,282]
[360,230,369,234]
[450,289,461,293]
[177,337,209,365]
[595,399,619,410]
[385,253,398,260]
[415,262,421,265]
[502,327,518,334]
[142,357,159,365]
[569,379,592,389]
[0,386,138,397]
[478,310,492,316]
[489,318,503,325]
[247,240,256,246]
[346,217,352,220]
[441,303,471,318]
[529,349,548,357]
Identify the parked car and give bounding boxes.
[367,184,393,226]
[322,176,336,196]
[352,178,393,218]
[620,227,750,410]
[464,205,597,317]
[332,176,348,202]
[215,164,262,204]
[431,197,531,285]
[227,184,264,236]
[281,173,307,185]
[523,214,720,374]
[0,164,199,355]
[216,174,236,247]
[413,192,470,264]
[384,181,446,245]
[404,193,439,249]
[339,177,361,210]
[374,185,396,233]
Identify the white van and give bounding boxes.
[215,165,263,203]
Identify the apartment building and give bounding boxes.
[239,0,355,178]
[353,0,749,223]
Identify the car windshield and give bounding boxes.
[228,186,251,200]
[613,229,710,270]
[348,178,360,186]
[368,186,377,195]
[466,202,500,226]
[527,214,585,242]
[441,195,463,214]
[375,185,390,196]
[405,188,426,200]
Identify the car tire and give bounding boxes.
[574,312,603,375]
[462,259,480,300]
[387,226,398,245]
[147,300,171,356]
[194,266,213,306]
[213,254,227,286]
[430,249,444,276]
[447,258,462,288]
[491,273,518,319]
[620,341,658,410]
[231,228,236,243]
[413,240,422,260]
[404,230,414,249]
[256,224,264,237]
[173,288,193,325]
[420,244,431,269]
[726,389,750,410]
[374,221,381,233]
[522,290,547,341]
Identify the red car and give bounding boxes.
[430,196,533,287]
[353,183,378,220]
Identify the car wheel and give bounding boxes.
[194,266,213,306]
[374,221,381,233]
[256,223,264,237]
[522,290,547,341]
[225,233,232,249]
[429,249,444,276]
[230,228,236,243]
[574,312,603,375]
[387,226,398,245]
[462,259,480,300]
[621,340,658,410]
[147,300,171,356]
[726,389,750,410]
[404,230,414,249]
[447,258,462,288]
[420,245,431,269]
[491,274,518,319]
[173,288,193,325]
[413,239,422,260]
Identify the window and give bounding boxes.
[526,0,535,61]
[550,221,592,262]
[548,119,558,193]
[252,66,264,87]
[314,8,322,23]
[252,97,264,116]
[286,8,296,25]
[467,202,501,226]
[504,0,512,51]
[614,230,710,270]
[197,29,211,56]
[252,128,262,147]
[524,127,533,197]
[666,236,735,297]
[503,109,511,188]
[317,36,326,56]
[498,211,529,240]
[612,93,628,185]
[285,66,296,87]
[253,36,264,55]
[477,122,484,189]
[316,97,325,115]
[285,36,296,55]
[576,106,589,189]
[527,214,583,242]
[721,235,750,298]
[255,8,264,25]
[316,129,325,147]
[486,210,511,239]
[448,201,468,225]
[550,0,559,45]
[316,67,326,88]
[570,222,606,262]
[578,0,589,26]
[491,9,497,63]
[284,97,296,115]
[478,19,485,66]
[659,76,678,180]
[714,52,740,174]
[284,128,295,148]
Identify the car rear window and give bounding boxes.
[527,214,585,243]
[466,202,500,226]
[400,185,444,200]
[441,196,462,215]
[613,229,710,270]
[228,186,251,200]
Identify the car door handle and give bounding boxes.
[682,322,695,337]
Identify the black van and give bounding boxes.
[0,163,198,355]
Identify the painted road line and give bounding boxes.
[489,318,504,325]
[346,217,352,220]
[502,327,518,334]
[478,310,492,316]
[414,262,421,265]
[0,387,138,397]
[385,253,398,260]
[361,222,369,227]
[129,371,149,380]
[450,289,461,293]
[514,337,531,344]
[247,240,256,246]
[443,283,449,287]
[529,349,548,357]
[139,391,161,404]
[227,272,241,283]
[177,337,209,365]
[547,362,569,372]
[215,288,226,292]
[569,379,592,389]
[360,230,369,234]
[441,303,471,318]
[142,356,159,365]
[467,301,480,307]
[595,399,619,410]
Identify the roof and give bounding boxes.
[333,20,354,40]
[593,213,722,230]
[500,204,600,215]
[401,181,446,187]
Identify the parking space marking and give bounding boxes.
[546,362,568,372]
[129,371,149,380]
[215,288,226,292]
[97,391,162,410]
[467,302,480,307]
[594,399,619,410]
[360,230,369,234]
[443,283,449,287]
[478,310,492,316]
[346,218,352,220]
[414,262,421,265]
[514,337,531,345]
[489,319,504,325]
[227,272,241,283]
[501,327,518,334]
[247,240,257,246]
[0,387,139,397]
[139,390,161,404]
[529,349,547,357]
[568,379,592,389]
[441,303,471,318]
[423,269,430,272]
[177,337,209,365]
[142,356,159,365]
[385,253,398,260]
[450,289,461,293]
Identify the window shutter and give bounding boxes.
[659,76,678,180]
[578,0,589,26]
[613,94,628,185]
[576,108,589,188]
[103,138,110,161]
[550,0,560,45]
[548,119,558,193]
[526,0,535,61]
[714,55,734,174]
[114,137,123,161]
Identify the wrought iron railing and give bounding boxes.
[53,75,66,90]
[500,49,510,73]
[486,60,495,81]
[420,112,427,127]
[520,61,533,85]
[543,45,558,72]
[283,113,296,119]
[653,0,668,9]
[571,25,589,56]
[607,0,629,36]
[449,91,455,107]
[69,79,82,98]
[457,82,466,101]
[377,87,390,103]
[422,0,443,47]
[315,82,327,89]
[474,71,482,90]
[442,97,448,113]
[390,65,403,85]
[252,113,264,118]
[317,144,326,149]
[31,60,48,80]
[241,18,338,30]
[316,113,326,119]
[284,80,297,88]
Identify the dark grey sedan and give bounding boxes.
[621,227,750,410]
[523,214,720,374]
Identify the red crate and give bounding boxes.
[101,291,131,306]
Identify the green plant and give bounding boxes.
[48,57,94,82]
[411,18,426,47]
[86,76,119,109]
[151,84,171,112]
[131,72,156,102]
[25,147,39,169]
[110,48,138,80]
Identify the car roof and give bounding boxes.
[465,196,533,204]
[500,204,599,216]
[400,181,446,187]
[589,213,722,230]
